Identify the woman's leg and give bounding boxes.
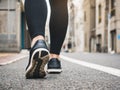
[49,0,68,56]
[47,0,68,73]
[25,0,48,47]
[24,0,49,78]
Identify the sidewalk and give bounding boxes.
[0,50,28,66]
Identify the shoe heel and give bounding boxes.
[39,50,49,71]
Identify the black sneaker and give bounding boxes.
[25,40,50,79]
[47,58,62,73]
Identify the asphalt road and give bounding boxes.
[62,52,120,69]
[0,53,120,90]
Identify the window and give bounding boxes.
[98,4,102,23]
[111,0,115,16]
[111,0,115,9]
[84,11,86,21]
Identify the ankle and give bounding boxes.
[50,54,59,59]
[31,35,44,47]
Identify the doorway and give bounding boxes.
[111,30,116,52]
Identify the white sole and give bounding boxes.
[26,48,49,78]
[47,69,62,73]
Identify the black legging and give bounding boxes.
[25,0,68,55]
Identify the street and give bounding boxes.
[1,0,120,90]
[0,52,120,90]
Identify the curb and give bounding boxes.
[0,55,28,66]
[0,50,29,66]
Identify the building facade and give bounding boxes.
[0,0,21,52]
[64,0,84,52]
[96,0,108,52]
[83,0,120,53]
[73,0,84,52]
[95,0,120,53]
[108,0,120,53]
[83,0,96,52]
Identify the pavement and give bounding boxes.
[0,52,120,90]
[0,50,28,66]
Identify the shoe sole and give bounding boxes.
[26,48,49,79]
[47,69,62,73]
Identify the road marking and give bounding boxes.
[60,55,120,77]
